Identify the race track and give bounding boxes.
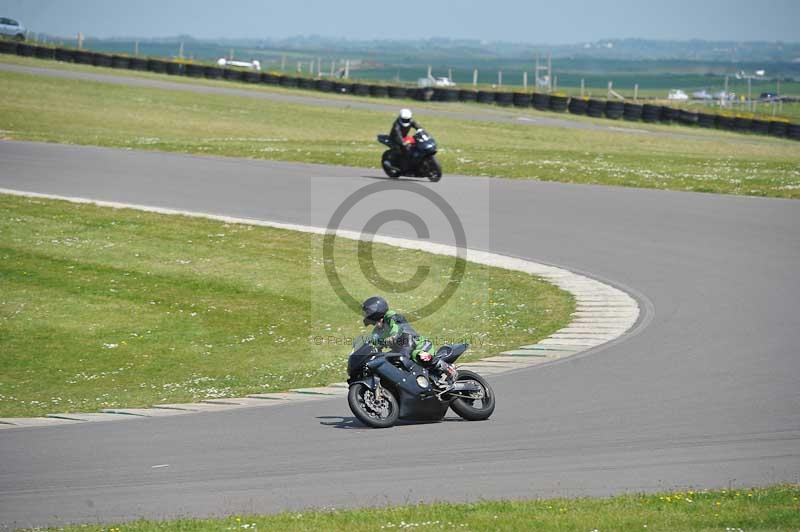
[0,140,799,528]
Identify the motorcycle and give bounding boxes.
[377,128,442,182]
[346,336,495,428]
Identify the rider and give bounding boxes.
[389,109,422,154]
[361,296,456,388]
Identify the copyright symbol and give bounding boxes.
[323,181,467,321]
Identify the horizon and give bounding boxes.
[1,0,797,44]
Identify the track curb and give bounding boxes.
[0,188,640,429]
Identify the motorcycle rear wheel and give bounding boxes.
[449,370,495,421]
[381,150,401,179]
[348,383,400,428]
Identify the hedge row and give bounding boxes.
[2,41,798,141]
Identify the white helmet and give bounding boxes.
[399,108,413,127]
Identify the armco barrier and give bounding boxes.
[532,93,549,110]
[549,95,568,112]
[5,42,799,142]
[513,92,531,107]
[568,97,588,115]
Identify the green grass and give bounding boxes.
[0,194,574,418]
[37,485,800,531]
[2,57,799,198]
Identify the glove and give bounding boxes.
[418,352,432,363]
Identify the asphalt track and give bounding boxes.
[0,140,799,528]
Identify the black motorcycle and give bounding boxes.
[377,128,442,182]
[346,336,495,428]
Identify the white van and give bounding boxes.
[0,17,26,41]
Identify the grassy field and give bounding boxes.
[1,59,799,198]
[0,194,574,418]
[38,485,800,531]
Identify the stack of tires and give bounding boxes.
[315,79,334,92]
[641,104,661,122]
[279,76,300,88]
[185,63,204,78]
[388,86,409,99]
[750,119,770,135]
[261,72,280,85]
[734,116,752,133]
[33,45,55,60]
[351,83,370,96]
[678,109,698,126]
[297,77,315,89]
[495,92,513,106]
[93,52,112,67]
[477,90,495,104]
[768,120,788,138]
[532,93,549,111]
[660,106,680,123]
[165,62,183,75]
[128,57,147,71]
[15,42,34,57]
[370,85,389,98]
[697,113,717,128]
[244,71,262,83]
[622,102,642,121]
[458,89,478,102]
[414,88,434,101]
[788,124,800,141]
[568,97,588,115]
[513,92,531,107]
[434,88,459,102]
[717,115,735,131]
[73,50,93,65]
[224,69,243,82]
[549,94,569,112]
[203,66,223,79]
[0,40,18,55]
[147,59,168,74]
[587,99,605,118]
[604,101,624,119]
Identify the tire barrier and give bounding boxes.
[532,93,549,110]
[315,79,334,92]
[369,84,390,98]
[549,94,569,112]
[388,86,408,98]
[622,102,643,121]
[750,119,770,135]
[261,72,279,85]
[415,87,434,101]
[697,113,717,128]
[352,83,370,96]
[9,43,800,142]
[185,63,204,78]
[568,97,588,115]
[33,45,55,60]
[128,57,148,71]
[513,92,532,107]
[388,86,409,99]
[495,92,513,106]
[147,59,168,74]
[659,106,680,123]
[717,115,735,131]
[0,40,18,54]
[477,90,495,104]
[92,53,112,68]
[297,77,315,89]
[223,69,244,82]
[605,101,624,120]
[586,99,605,118]
[434,87,459,102]
[734,116,752,133]
[73,50,93,65]
[768,121,788,138]
[111,55,130,69]
[15,43,34,57]
[458,89,478,102]
[679,109,698,126]
[202,66,222,79]
[279,76,300,88]
[165,62,183,75]
[641,104,661,122]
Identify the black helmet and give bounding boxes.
[362,296,389,326]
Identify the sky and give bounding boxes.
[1,0,798,43]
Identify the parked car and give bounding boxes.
[759,92,780,102]
[667,89,689,101]
[0,17,25,41]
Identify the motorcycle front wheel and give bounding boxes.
[348,383,400,428]
[422,156,442,182]
[448,370,495,421]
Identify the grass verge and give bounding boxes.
[37,485,800,531]
[1,58,799,198]
[0,194,573,418]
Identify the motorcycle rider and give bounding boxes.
[361,296,456,388]
[389,108,422,154]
